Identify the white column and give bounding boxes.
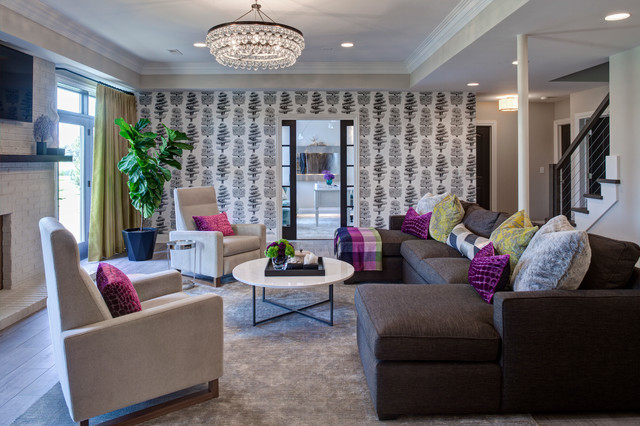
[517,34,530,212]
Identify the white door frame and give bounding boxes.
[553,118,571,163]
[476,120,497,211]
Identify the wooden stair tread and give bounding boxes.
[571,207,589,214]
[584,193,603,200]
[597,179,621,184]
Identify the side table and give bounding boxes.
[167,240,197,290]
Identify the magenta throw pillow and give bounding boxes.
[193,212,235,236]
[468,243,510,304]
[401,207,432,240]
[95,263,142,318]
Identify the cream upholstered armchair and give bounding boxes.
[170,186,266,286]
[39,217,223,425]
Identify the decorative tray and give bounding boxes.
[264,257,325,276]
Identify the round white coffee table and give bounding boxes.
[232,257,354,326]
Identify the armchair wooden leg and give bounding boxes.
[93,379,219,425]
[209,379,219,398]
[213,277,222,287]
[79,420,89,426]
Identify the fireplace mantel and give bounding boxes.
[0,154,72,163]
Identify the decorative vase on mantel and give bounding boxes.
[326,179,333,186]
[272,255,288,271]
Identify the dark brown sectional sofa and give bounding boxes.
[353,202,640,420]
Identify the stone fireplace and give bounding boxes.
[0,56,57,328]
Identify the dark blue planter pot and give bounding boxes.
[122,228,157,261]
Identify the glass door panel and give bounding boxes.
[58,122,84,242]
[340,120,355,227]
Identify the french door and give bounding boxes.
[57,86,95,258]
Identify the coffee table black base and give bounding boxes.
[252,285,334,326]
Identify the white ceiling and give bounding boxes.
[2,0,640,100]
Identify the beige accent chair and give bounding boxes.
[170,186,266,286]
[39,217,223,425]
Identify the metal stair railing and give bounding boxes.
[549,93,610,220]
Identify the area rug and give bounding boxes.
[13,281,535,425]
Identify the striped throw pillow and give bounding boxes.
[447,223,491,260]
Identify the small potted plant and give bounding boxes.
[116,117,192,261]
[33,114,54,155]
[322,170,335,186]
[265,239,295,270]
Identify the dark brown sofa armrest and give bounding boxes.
[493,289,640,412]
[389,215,405,230]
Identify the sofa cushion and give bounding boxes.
[223,235,261,256]
[512,215,591,291]
[468,243,510,303]
[447,223,491,260]
[400,239,463,266]
[377,229,420,257]
[413,257,471,284]
[401,207,431,239]
[416,192,448,215]
[355,284,500,361]
[193,212,234,236]
[490,210,538,276]
[463,204,510,238]
[95,263,142,318]
[579,233,640,290]
[429,194,465,243]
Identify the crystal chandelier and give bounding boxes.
[206,0,305,71]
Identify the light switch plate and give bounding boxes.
[539,167,545,174]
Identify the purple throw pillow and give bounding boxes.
[96,263,142,318]
[401,207,432,240]
[468,243,510,304]
[193,212,235,236]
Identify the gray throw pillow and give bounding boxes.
[512,215,591,291]
[416,192,449,215]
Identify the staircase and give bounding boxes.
[549,93,619,231]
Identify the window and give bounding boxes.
[57,84,95,258]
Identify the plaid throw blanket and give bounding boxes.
[334,227,383,271]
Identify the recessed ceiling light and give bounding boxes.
[605,12,631,21]
[341,42,354,48]
[467,82,479,87]
[193,42,207,48]
[512,60,518,65]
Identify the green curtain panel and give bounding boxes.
[88,85,139,261]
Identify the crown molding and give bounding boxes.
[405,0,495,72]
[0,0,145,73]
[141,61,408,76]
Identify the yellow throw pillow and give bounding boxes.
[490,210,538,276]
[429,194,465,243]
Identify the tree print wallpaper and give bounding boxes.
[137,90,476,237]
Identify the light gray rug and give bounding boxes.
[13,281,535,425]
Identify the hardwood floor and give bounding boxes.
[1,239,638,425]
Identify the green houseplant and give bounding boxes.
[116,117,192,261]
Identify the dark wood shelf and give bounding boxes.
[0,155,72,163]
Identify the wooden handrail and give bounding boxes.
[556,93,609,168]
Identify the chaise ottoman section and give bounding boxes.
[355,284,502,418]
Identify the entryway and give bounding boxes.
[281,119,355,240]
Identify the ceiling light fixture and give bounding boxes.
[193,42,207,48]
[497,95,518,112]
[605,12,631,21]
[467,82,479,87]
[206,0,305,70]
[341,42,354,48]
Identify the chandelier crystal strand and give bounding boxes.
[206,2,304,71]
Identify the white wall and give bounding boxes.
[477,100,555,218]
[590,45,640,246]
[569,86,609,137]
